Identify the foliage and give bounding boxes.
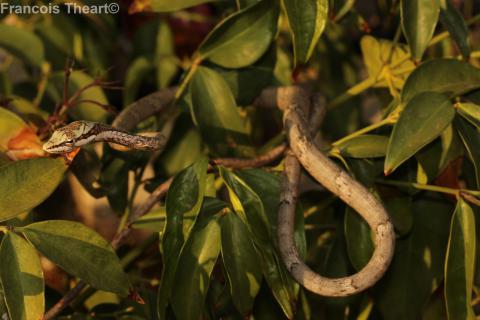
[0,1,479,319]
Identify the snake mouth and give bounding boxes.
[42,142,72,154]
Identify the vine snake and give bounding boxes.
[43,120,166,154]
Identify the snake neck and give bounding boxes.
[95,128,165,151]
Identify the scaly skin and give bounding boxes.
[43,121,165,154]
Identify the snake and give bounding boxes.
[43,120,166,154]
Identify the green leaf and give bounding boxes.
[415,125,464,183]
[375,195,452,319]
[221,212,262,315]
[0,288,7,318]
[0,158,66,221]
[99,158,130,214]
[20,220,130,296]
[385,92,455,174]
[10,97,48,121]
[198,0,279,68]
[457,102,480,129]
[190,66,251,156]
[439,0,471,58]
[123,56,153,105]
[155,21,178,89]
[402,59,480,103]
[423,291,447,320]
[400,0,440,61]
[0,24,45,67]
[385,197,413,236]
[215,45,276,105]
[455,116,480,188]
[170,210,222,320]
[70,149,105,198]
[156,127,203,176]
[219,168,295,319]
[50,71,109,122]
[158,157,208,319]
[0,232,44,320]
[335,135,389,158]
[151,0,211,12]
[131,207,166,232]
[344,206,374,271]
[282,0,328,63]
[235,168,307,260]
[35,16,75,56]
[0,107,28,150]
[444,199,476,320]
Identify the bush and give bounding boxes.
[0,1,479,319]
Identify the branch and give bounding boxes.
[112,87,177,131]
[211,144,286,168]
[258,86,395,297]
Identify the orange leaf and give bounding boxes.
[6,127,45,160]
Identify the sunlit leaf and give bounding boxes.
[156,126,203,176]
[402,59,480,103]
[360,35,415,91]
[150,0,211,12]
[198,0,279,68]
[158,158,208,319]
[215,45,276,105]
[170,210,222,320]
[0,107,28,150]
[21,220,130,296]
[0,158,66,221]
[235,168,307,260]
[282,0,328,63]
[0,232,44,320]
[385,92,455,174]
[335,135,389,158]
[457,102,480,129]
[190,66,251,156]
[444,199,476,320]
[220,168,295,319]
[400,0,440,61]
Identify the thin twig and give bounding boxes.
[212,144,286,168]
[70,99,118,114]
[44,282,87,319]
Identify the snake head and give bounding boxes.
[43,121,96,154]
